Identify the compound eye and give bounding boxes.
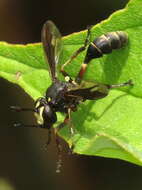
[43,105,57,123]
[35,97,47,108]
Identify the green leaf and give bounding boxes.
[1,0,142,166]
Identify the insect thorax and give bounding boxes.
[46,80,71,113]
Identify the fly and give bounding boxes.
[11,21,133,172]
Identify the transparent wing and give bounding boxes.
[67,81,109,100]
[41,20,62,81]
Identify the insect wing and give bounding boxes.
[41,20,62,81]
[67,81,109,100]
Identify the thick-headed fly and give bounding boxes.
[11,21,132,172]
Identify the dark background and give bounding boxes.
[1,0,142,189]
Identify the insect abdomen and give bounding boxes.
[84,31,128,63]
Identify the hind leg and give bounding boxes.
[60,26,92,81]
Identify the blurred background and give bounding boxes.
[1,0,142,190]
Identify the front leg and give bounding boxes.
[54,109,74,173]
[11,120,52,152]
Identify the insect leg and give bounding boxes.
[57,108,74,136]
[60,26,92,79]
[13,122,52,151]
[108,79,133,89]
[54,130,62,173]
[42,129,52,151]
[54,109,74,173]
[74,28,94,84]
